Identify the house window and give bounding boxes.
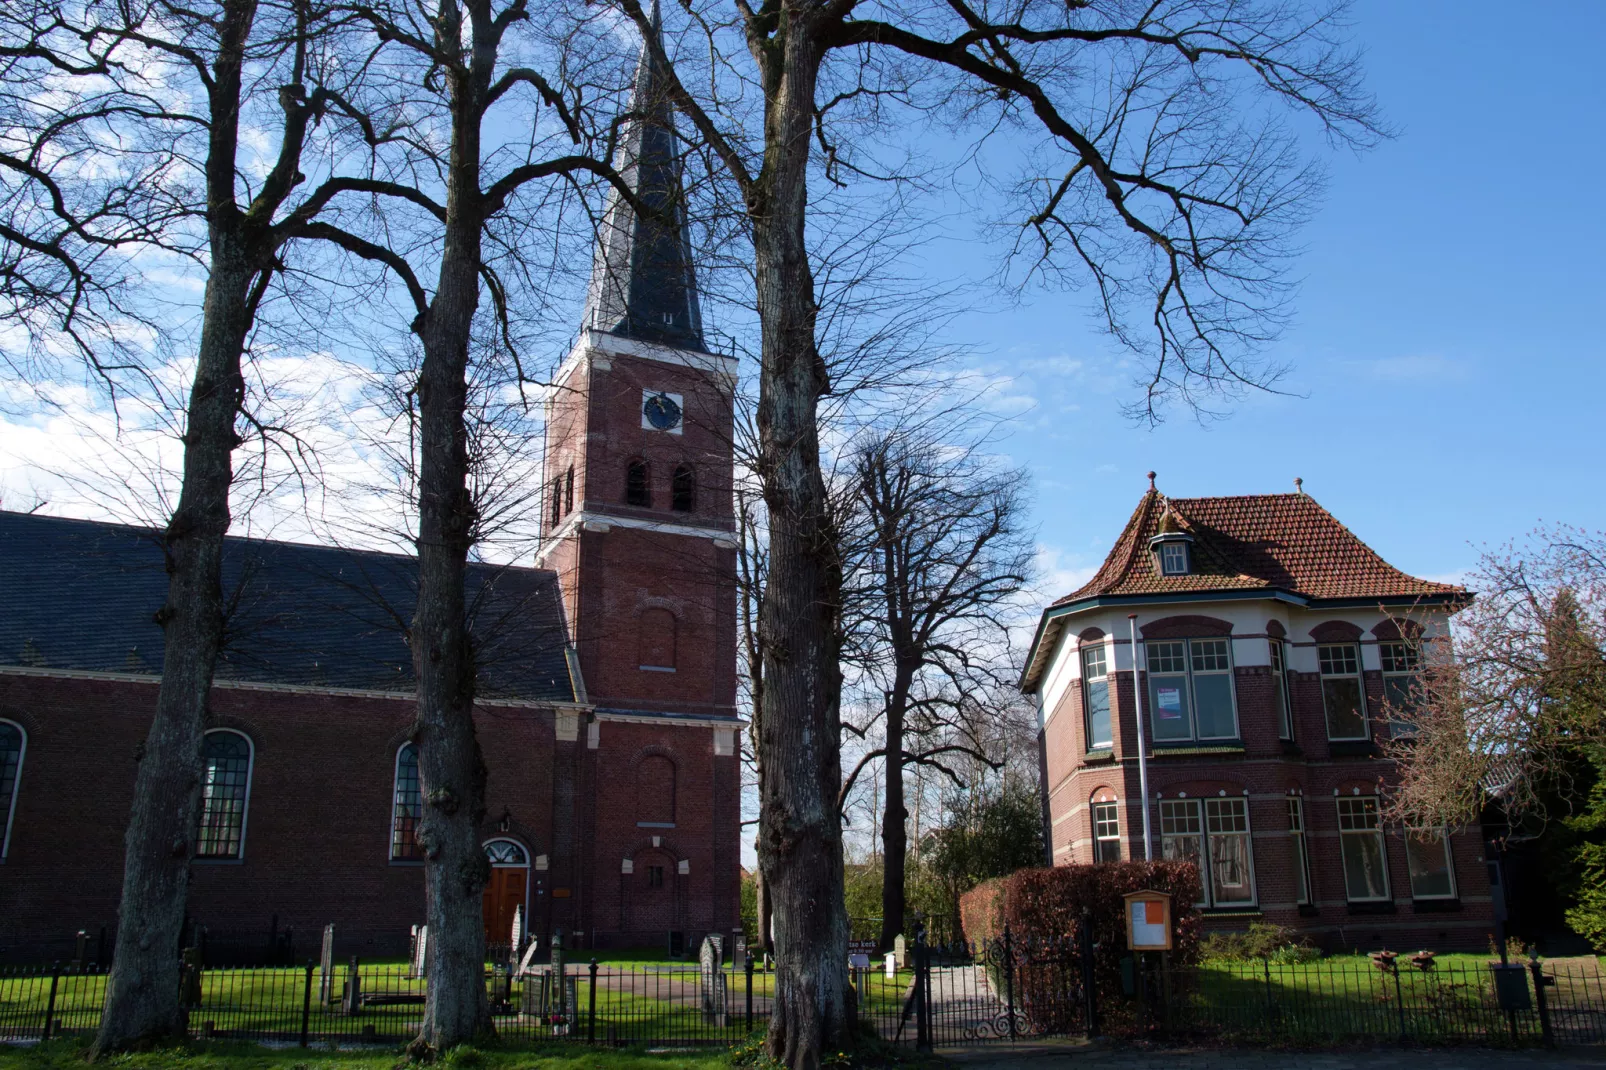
[1269,639,1294,740]
[197,730,252,859]
[647,865,666,888]
[1092,800,1121,862]
[391,743,424,861]
[1081,644,1112,750]
[563,466,575,515]
[1288,798,1313,906]
[1406,828,1456,900]
[1380,641,1423,736]
[1147,638,1238,742]
[1160,541,1189,575]
[549,476,562,529]
[626,459,650,507]
[0,720,24,860]
[671,464,695,512]
[1336,797,1390,902]
[1319,644,1368,740]
[1159,798,1256,907]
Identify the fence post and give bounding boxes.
[588,959,598,1044]
[42,963,60,1042]
[1003,925,1016,1042]
[746,954,754,1029]
[915,925,931,1051]
[1392,963,1406,1042]
[300,960,314,1047]
[1263,958,1275,1037]
[1079,912,1097,1039]
[1530,959,1553,1048]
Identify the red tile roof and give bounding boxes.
[1054,489,1466,605]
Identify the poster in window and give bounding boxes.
[1157,687,1183,719]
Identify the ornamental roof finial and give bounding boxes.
[1147,471,1157,491]
[1294,477,1304,495]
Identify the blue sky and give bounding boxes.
[937,0,1606,599]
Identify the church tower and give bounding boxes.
[537,8,741,947]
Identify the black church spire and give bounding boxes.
[582,2,705,352]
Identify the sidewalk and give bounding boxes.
[939,1041,1606,1069]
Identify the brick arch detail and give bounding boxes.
[629,743,680,767]
[381,723,417,757]
[1266,620,1287,639]
[1077,627,1106,643]
[475,819,543,857]
[626,836,685,861]
[1372,618,1424,641]
[205,716,262,744]
[0,705,43,737]
[1310,620,1364,643]
[1090,784,1119,804]
[1139,615,1233,639]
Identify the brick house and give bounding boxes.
[0,22,741,963]
[1020,477,1495,950]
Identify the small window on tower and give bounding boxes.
[626,460,650,507]
[549,476,562,529]
[671,465,695,512]
[564,466,575,515]
[647,865,665,888]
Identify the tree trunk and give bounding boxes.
[878,695,906,954]
[409,70,492,1054]
[753,17,853,1069]
[92,3,258,1050]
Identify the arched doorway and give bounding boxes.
[481,838,529,943]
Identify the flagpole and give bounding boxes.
[1130,613,1153,861]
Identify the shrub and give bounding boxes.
[954,861,1202,1029]
[1201,921,1317,964]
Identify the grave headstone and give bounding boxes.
[549,929,567,1023]
[893,934,908,969]
[884,953,897,978]
[510,905,525,965]
[409,925,430,980]
[180,946,203,1006]
[342,956,362,1016]
[699,934,727,1026]
[517,938,543,977]
[71,930,88,970]
[319,925,336,1004]
[731,931,747,974]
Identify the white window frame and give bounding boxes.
[1287,797,1313,906]
[1160,541,1189,575]
[1380,641,1423,736]
[1319,643,1370,741]
[1405,827,1457,901]
[1336,796,1391,902]
[1159,797,1257,908]
[1091,800,1121,862]
[391,742,424,862]
[0,719,25,861]
[1081,643,1112,750]
[1269,639,1294,741]
[1146,638,1240,743]
[197,729,254,861]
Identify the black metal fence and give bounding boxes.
[5,934,1606,1050]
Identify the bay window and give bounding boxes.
[1159,797,1256,907]
[1147,638,1239,743]
[1081,644,1112,750]
[1406,828,1456,900]
[1336,797,1390,901]
[1320,644,1368,740]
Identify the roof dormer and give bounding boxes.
[1148,507,1195,576]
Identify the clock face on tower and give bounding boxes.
[642,391,683,432]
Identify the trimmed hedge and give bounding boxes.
[956,861,1203,1024]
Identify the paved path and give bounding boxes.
[942,1041,1606,1069]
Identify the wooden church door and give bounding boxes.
[480,839,529,941]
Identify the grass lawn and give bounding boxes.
[0,1040,732,1070]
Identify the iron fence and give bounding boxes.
[5,937,1606,1050]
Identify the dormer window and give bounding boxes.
[1160,541,1189,575]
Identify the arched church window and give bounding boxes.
[671,464,695,513]
[549,476,562,529]
[391,742,424,861]
[564,465,575,514]
[485,839,528,865]
[0,720,25,860]
[626,459,651,507]
[636,755,676,825]
[197,730,252,859]
[639,607,677,670]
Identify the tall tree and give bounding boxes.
[3,0,401,1051]
[837,424,1031,951]
[615,0,1380,1062]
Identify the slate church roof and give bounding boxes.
[580,1,706,352]
[0,510,576,703]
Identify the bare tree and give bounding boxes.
[1386,529,1606,832]
[606,0,1379,1061]
[836,422,1032,950]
